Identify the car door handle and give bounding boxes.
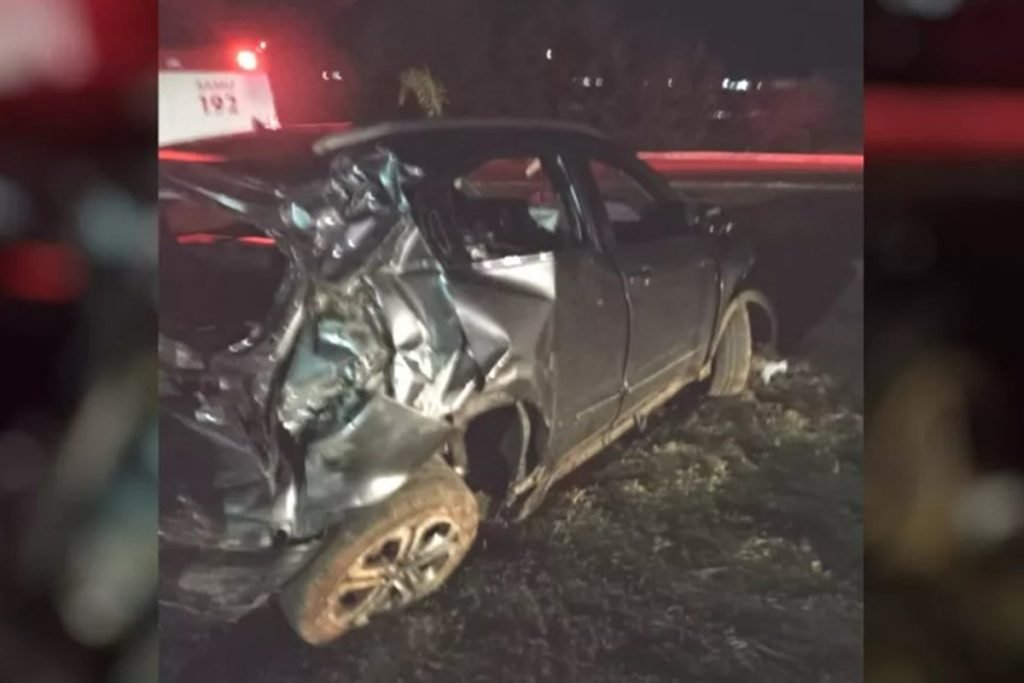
[627,265,654,286]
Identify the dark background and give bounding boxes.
[866,1,1024,681]
[161,0,862,151]
[1,0,156,681]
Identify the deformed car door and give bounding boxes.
[580,153,719,415]
[550,225,630,455]
[411,143,630,456]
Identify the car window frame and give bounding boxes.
[569,143,684,253]
[388,133,594,266]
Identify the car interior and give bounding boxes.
[159,150,580,355]
[410,155,575,263]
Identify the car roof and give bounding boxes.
[162,119,610,163]
[314,119,608,155]
[158,119,681,204]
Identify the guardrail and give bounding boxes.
[159,145,865,193]
[639,151,863,175]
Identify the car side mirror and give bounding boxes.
[692,203,734,236]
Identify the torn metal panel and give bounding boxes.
[297,395,453,536]
[307,395,451,477]
[160,536,325,622]
[276,280,389,436]
[367,267,479,414]
[447,255,558,419]
[160,161,284,226]
[160,147,562,548]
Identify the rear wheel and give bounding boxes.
[279,460,479,645]
[708,306,753,397]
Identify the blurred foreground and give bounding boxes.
[865,163,1024,682]
[0,1,155,680]
[0,136,157,683]
[866,2,1024,680]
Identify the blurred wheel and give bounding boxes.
[708,306,752,397]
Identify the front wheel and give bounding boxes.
[278,460,479,645]
[708,306,753,397]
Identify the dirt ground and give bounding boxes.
[164,267,863,683]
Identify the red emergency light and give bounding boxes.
[236,49,259,71]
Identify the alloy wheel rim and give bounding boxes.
[327,512,467,627]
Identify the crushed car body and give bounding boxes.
[158,120,777,623]
[161,148,561,545]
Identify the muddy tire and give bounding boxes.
[708,306,753,397]
[279,460,479,646]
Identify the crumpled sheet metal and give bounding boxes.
[300,394,454,533]
[161,147,558,544]
[447,256,557,418]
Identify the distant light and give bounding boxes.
[332,70,343,81]
[258,40,268,50]
[583,76,591,88]
[880,0,963,19]
[545,48,553,61]
[667,78,674,88]
[0,241,88,304]
[722,78,730,89]
[322,70,329,81]
[595,77,604,87]
[236,49,258,71]
[736,79,750,91]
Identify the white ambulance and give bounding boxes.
[159,40,280,147]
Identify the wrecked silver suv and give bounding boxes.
[159,120,776,645]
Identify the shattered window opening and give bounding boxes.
[160,196,289,353]
[412,155,579,264]
[588,158,676,246]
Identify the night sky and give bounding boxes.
[616,0,862,76]
[210,0,862,79]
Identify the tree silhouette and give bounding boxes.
[398,66,449,117]
[744,75,838,151]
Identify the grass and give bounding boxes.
[165,311,864,683]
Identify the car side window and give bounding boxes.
[588,158,676,246]
[413,155,579,264]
